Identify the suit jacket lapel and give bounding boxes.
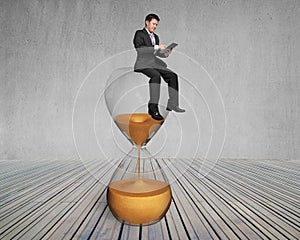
[143,28,154,46]
[154,34,159,45]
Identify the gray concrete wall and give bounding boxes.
[1,0,299,160]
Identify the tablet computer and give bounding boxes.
[161,43,178,53]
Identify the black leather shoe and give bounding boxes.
[148,109,164,120]
[148,103,164,120]
[166,106,186,112]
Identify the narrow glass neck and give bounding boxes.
[132,145,147,150]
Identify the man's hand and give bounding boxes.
[164,48,173,57]
[158,44,166,50]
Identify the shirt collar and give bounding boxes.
[145,28,153,36]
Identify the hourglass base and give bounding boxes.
[107,178,171,225]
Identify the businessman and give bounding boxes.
[133,13,185,120]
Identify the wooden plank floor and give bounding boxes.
[0,158,299,239]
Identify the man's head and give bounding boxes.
[145,13,160,33]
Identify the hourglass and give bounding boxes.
[105,67,172,226]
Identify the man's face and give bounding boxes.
[145,19,158,33]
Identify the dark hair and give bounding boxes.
[145,13,160,23]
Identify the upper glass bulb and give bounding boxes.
[104,67,169,147]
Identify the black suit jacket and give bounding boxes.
[133,28,167,71]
